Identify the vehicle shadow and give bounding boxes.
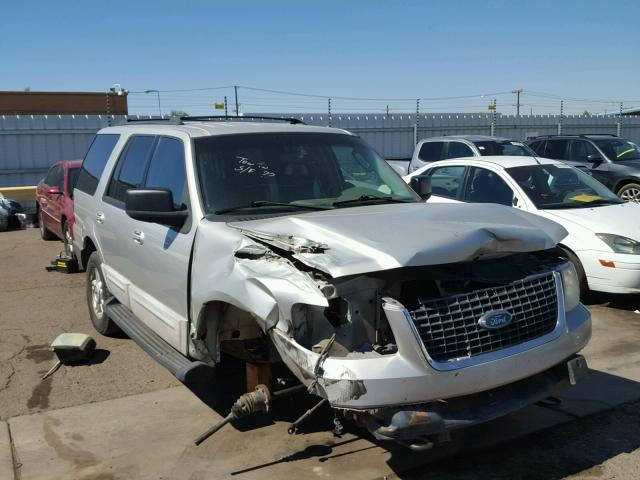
[183,355,336,434]
[209,369,640,479]
[583,291,640,311]
[387,369,640,479]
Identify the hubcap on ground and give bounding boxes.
[90,268,104,320]
[620,187,640,202]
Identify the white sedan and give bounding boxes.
[405,156,640,295]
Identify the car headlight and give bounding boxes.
[559,262,580,312]
[596,233,640,254]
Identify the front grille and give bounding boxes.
[410,272,558,363]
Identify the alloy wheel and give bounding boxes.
[90,267,105,320]
[620,186,640,202]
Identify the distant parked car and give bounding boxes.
[405,156,640,295]
[526,134,640,201]
[408,135,537,173]
[0,193,27,231]
[36,160,82,255]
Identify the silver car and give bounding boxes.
[73,117,590,449]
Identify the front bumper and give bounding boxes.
[580,249,640,294]
[363,355,588,450]
[270,292,592,409]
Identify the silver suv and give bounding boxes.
[73,117,590,449]
[408,135,537,174]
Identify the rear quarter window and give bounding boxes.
[418,142,445,162]
[76,134,121,195]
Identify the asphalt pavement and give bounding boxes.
[1,228,640,479]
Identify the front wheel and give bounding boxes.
[617,183,640,202]
[85,252,120,336]
[62,221,73,257]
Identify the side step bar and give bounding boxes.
[104,299,214,384]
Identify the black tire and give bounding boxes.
[617,182,640,203]
[85,252,121,336]
[38,208,57,240]
[62,220,74,258]
[560,247,588,298]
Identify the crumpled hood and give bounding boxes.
[227,203,567,278]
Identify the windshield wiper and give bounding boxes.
[541,199,621,210]
[583,199,623,206]
[332,195,414,207]
[215,201,333,215]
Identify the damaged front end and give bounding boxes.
[189,205,591,449]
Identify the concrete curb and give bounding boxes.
[0,421,16,480]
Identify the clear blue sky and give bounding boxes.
[3,0,639,115]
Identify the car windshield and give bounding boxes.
[593,138,640,161]
[506,164,623,209]
[194,132,419,214]
[474,140,537,157]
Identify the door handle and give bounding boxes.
[96,212,105,224]
[132,230,145,245]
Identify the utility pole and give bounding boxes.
[618,102,623,136]
[234,86,239,116]
[414,98,420,146]
[224,96,228,116]
[558,100,564,135]
[490,99,497,136]
[512,89,523,117]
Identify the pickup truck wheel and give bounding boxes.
[617,183,640,202]
[560,248,588,298]
[38,209,56,240]
[86,252,120,336]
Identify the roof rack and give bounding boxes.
[579,133,618,138]
[529,133,619,140]
[124,117,180,125]
[181,115,306,125]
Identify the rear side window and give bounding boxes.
[543,139,569,159]
[427,166,465,199]
[145,137,187,209]
[446,142,474,159]
[106,136,156,203]
[418,142,445,162]
[529,140,544,153]
[76,134,121,195]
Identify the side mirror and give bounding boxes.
[47,186,62,195]
[586,153,603,163]
[125,189,188,228]
[410,175,432,200]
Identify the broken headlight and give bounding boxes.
[559,262,580,312]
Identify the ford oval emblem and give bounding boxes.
[478,310,513,330]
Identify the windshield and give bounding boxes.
[474,141,537,157]
[194,132,419,214]
[593,138,640,161]
[506,164,622,209]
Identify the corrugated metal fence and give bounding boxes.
[2,113,640,187]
